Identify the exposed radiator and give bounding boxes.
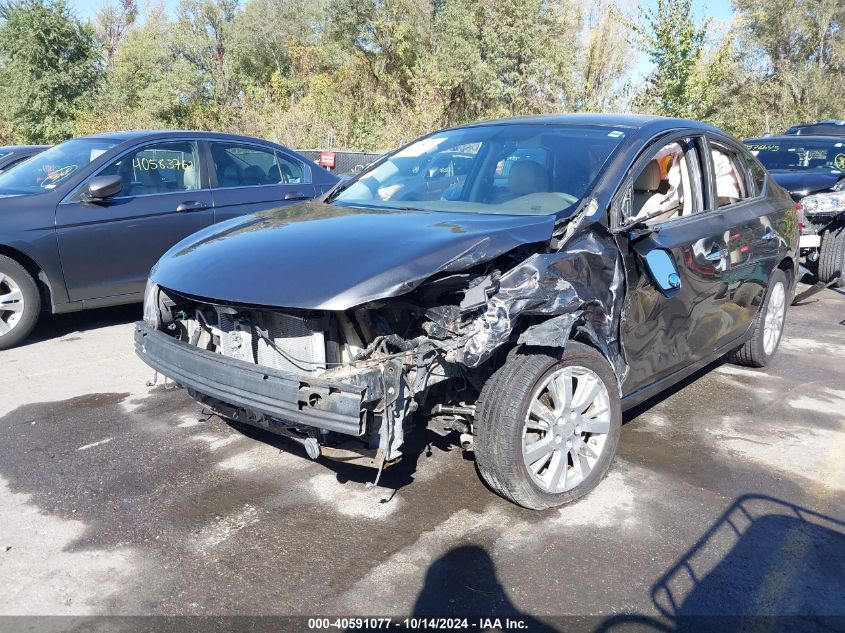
[213,307,326,374]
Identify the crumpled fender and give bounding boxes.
[459,220,627,383]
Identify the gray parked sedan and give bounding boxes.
[0,131,338,349]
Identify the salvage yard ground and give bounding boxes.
[0,284,843,625]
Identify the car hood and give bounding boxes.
[151,202,558,310]
[768,171,844,198]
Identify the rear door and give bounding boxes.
[206,140,317,222]
[618,133,731,393]
[704,135,786,343]
[56,139,214,301]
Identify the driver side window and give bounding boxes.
[100,141,200,197]
[626,138,702,225]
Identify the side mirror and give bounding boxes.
[642,248,681,296]
[81,175,123,202]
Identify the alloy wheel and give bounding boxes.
[522,365,611,494]
[763,281,785,355]
[0,272,24,337]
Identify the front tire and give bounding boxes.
[0,255,40,350]
[730,269,787,368]
[818,226,845,287]
[474,342,622,510]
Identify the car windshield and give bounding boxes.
[332,124,627,215]
[0,138,118,194]
[745,138,845,173]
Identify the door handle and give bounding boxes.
[704,245,726,261]
[762,228,776,241]
[176,201,208,212]
[283,191,308,201]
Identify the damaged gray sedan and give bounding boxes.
[135,114,798,509]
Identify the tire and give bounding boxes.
[474,342,622,510]
[818,226,845,287]
[0,255,40,350]
[729,269,787,368]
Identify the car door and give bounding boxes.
[206,140,317,222]
[56,139,214,301]
[618,133,733,394]
[704,135,784,344]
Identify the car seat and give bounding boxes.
[182,161,199,190]
[633,160,666,219]
[220,164,242,188]
[508,160,549,196]
[242,165,266,185]
[267,164,283,184]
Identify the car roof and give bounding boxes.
[80,130,290,145]
[448,113,724,134]
[785,120,845,134]
[745,135,845,143]
[0,144,50,151]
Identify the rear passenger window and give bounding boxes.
[276,152,307,184]
[210,142,302,188]
[711,145,750,206]
[100,141,200,196]
[746,155,767,195]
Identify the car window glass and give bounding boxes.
[0,138,118,194]
[628,140,699,225]
[746,139,845,173]
[746,155,766,195]
[210,142,287,188]
[276,152,308,184]
[333,124,627,216]
[100,141,200,196]
[711,145,749,207]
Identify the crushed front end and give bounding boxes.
[135,212,625,474]
[136,270,493,470]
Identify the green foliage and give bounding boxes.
[632,0,709,117]
[0,0,841,150]
[0,0,100,143]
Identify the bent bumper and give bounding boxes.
[134,322,366,436]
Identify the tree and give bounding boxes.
[0,0,100,143]
[229,0,326,88]
[95,0,136,67]
[632,0,709,117]
[731,0,845,133]
[75,5,196,134]
[576,0,633,112]
[174,0,240,108]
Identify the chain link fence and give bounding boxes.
[297,150,386,175]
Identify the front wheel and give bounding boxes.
[474,342,622,510]
[0,255,40,350]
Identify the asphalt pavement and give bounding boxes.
[0,285,843,629]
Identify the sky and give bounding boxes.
[71,0,736,24]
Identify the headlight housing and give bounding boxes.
[801,191,845,217]
[143,280,160,329]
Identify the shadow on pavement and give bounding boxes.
[595,495,845,632]
[23,303,140,346]
[404,544,557,631]
[400,495,844,632]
